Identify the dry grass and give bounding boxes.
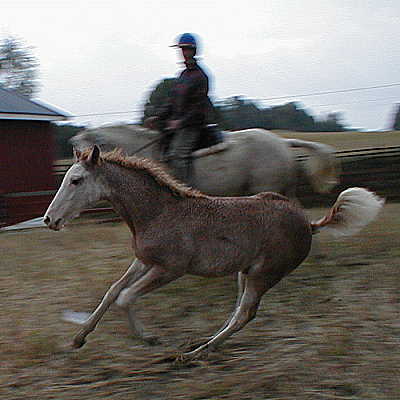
[1,203,399,399]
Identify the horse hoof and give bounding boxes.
[181,348,207,361]
[72,337,86,349]
[143,335,160,346]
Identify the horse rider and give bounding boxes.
[144,33,211,185]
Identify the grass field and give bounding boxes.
[1,202,399,400]
[274,130,400,151]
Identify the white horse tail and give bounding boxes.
[311,188,385,237]
[286,138,339,193]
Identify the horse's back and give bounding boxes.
[71,125,298,197]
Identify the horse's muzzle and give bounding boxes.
[44,215,64,231]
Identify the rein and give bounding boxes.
[130,135,162,156]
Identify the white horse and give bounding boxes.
[71,125,339,198]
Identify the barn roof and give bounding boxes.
[0,86,70,121]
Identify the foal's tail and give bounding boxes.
[286,138,339,193]
[311,187,385,237]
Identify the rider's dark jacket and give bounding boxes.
[158,59,210,128]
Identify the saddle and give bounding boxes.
[194,124,224,151]
[160,124,226,161]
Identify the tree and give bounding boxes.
[142,79,348,132]
[391,104,400,130]
[0,36,39,98]
[269,102,315,131]
[314,112,346,132]
[215,96,271,131]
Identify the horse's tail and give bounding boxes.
[285,138,339,193]
[310,188,384,237]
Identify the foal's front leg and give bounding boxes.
[115,266,181,308]
[73,265,181,348]
[71,259,150,348]
[115,266,182,344]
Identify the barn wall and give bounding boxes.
[0,120,56,226]
[0,120,55,193]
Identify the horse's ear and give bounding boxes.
[73,148,82,162]
[88,145,100,166]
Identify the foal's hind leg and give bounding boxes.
[183,272,268,359]
[215,271,246,335]
[186,272,247,350]
[126,307,159,344]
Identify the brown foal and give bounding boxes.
[44,146,384,359]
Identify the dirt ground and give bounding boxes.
[0,203,399,400]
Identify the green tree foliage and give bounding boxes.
[0,36,39,98]
[215,96,271,131]
[216,98,346,132]
[269,102,315,132]
[314,112,346,132]
[391,104,400,130]
[142,78,347,132]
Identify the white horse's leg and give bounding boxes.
[183,273,268,359]
[71,259,150,348]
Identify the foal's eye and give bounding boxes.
[71,177,83,185]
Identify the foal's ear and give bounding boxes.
[88,145,100,166]
[73,148,82,162]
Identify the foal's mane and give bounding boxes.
[81,148,205,198]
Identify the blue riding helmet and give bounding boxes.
[171,33,198,49]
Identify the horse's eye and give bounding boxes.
[71,177,83,185]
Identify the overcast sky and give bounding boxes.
[2,0,400,130]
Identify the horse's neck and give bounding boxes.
[101,163,173,231]
[125,129,160,159]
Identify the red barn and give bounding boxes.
[0,87,69,227]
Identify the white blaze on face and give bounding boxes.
[44,162,103,230]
